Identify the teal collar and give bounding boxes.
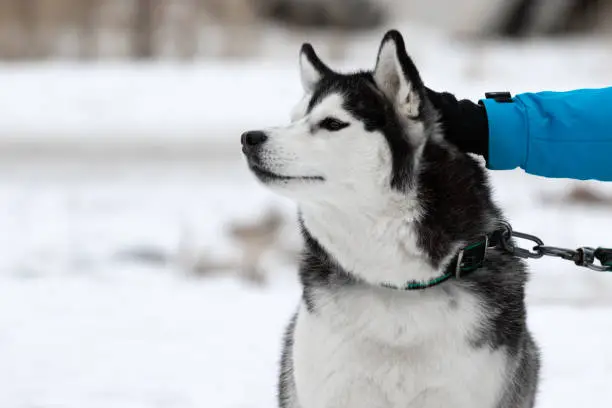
[381,235,493,291]
[379,224,612,291]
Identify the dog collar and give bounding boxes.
[381,231,503,291]
[380,223,612,291]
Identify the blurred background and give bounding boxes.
[0,1,611,407]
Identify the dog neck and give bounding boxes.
[298,141,497,288]
[298,188,443,287]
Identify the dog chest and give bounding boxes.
[291,293,508,408]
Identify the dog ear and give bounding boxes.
[373,30,425,119]
[299,43,332,92]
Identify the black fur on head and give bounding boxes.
[297,30,505,268]
[277,32,540,407]
[280,33,540,403]
[298,30,440,192]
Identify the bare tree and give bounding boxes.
[547,0,600,35]
[175,0,199,60]
[132,0,155,59]
[77,0,100,60]
[493,0,537,38]
[489,0,603,38]
[0,0,18,59]
[16,0,38,59]
[156,0,199,60]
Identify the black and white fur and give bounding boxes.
[241,30,540,408]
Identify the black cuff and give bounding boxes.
[426,88,489,161]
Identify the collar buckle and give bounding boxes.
[455,235,489,278]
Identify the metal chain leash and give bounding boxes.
[496,221,612,272]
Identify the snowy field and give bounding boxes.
[1,29,612,407]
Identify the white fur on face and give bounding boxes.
[256,39,438,289]
[289,92,311,123]
[260,91,434,287]
[259,92,394,204]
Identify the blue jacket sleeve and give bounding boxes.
[481,87,612,181]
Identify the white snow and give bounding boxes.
[1,28,612,408]
[1,270,612,408]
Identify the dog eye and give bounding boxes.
[318,117,349,132]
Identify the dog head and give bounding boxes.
[241,30,439,205]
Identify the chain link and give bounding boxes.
[496,222,611,272]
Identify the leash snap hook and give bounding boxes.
[498,222,544,259]
[495,222,610,272]
[512,231,545,259]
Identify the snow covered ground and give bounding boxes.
[1,29,612,408]
[2,272,611,408]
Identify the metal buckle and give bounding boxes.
[455,249,465,279]
[455,235,489,279]
[498,221,544,259]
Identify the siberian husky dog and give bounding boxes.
[241,30,540,408]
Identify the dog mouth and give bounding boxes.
[248,163,324,183]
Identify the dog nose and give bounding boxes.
[241,131,268,147]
